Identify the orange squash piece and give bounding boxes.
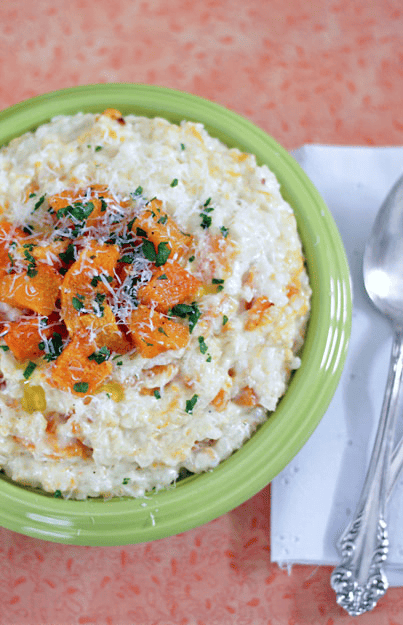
[31,240,71,269]
[137,261,202,313]
[50,330,112,396]
[128,304,189,358]
[134,199,193,260]
[0,265,63,316]
[45,413,92,459]
[3,315,64,362]
[60,242,119,333]
[244,296,274,331]
[0,221,27,277]
[234,386,259,407]
[48,185,127,231]
[211,388,229,412]
[74,305,132,354]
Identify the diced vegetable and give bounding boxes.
[210,388,228,412]
[137,260,202,313]
[3,315,63,362]
[244,296,274,331]
[60,242,119,333]
[234,386,259,406]
[50,330,113,396]
[128,304,190,358]
[0,265,63,315]
[74,305,132,354]
[0,221,27,277]
[133,199,193,260]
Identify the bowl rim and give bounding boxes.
[0,84,352,545]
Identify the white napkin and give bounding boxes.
[270,145,403,586]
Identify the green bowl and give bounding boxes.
[0,84,351,545]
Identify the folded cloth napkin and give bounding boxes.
[271,145,403,587]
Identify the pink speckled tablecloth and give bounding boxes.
[1,1,403,624]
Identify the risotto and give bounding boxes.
[0,109,310,499]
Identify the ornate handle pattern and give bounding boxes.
[331,516,388,616]
[331,327,403,616]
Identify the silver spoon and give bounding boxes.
[331,172,403,616]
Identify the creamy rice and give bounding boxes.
[0,110,310,499]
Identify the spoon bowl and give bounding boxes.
[364,176,403,323]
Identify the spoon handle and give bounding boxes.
[331,326,403,616]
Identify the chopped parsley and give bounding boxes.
[200,213,212,229]
[39,332,64,362]
[180,143,186,150]
[33,194,46,212]
[93,292,106,316]
[88,346,110,364]
[59,243,75,264]
[170,302,201,333]
[72,295,85,311]
[170,178,179,187]
[157,214,168,224]
[212,278,224,292]
[158,326,168,336]
[73,382,89,393]
[157,273,167,280]
[185,394,198,414]
[142,240,171,267]
[154,389,161,399]
[223,315,228,326]
[23,361,37,380]
[90,274,113,287]
[199,198,214,229]
[198,336,208,354]
[54,490,63,498]
[132,186,143,197]
[0,345,9,351]
[220,226,229,238]
[95,145,103,151]
[56,201,94,228]
[122,477,130,485]
[24,248,37,278]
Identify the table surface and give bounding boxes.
[1,1,403,624]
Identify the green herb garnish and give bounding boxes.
[33,195,46,212]
[88,346,110,364]
[59,243,75,264]
[185,394,198,414]
[220,226,229,238]
[142,240,171,267]
[73,382,89,393]
[198,336,208,354]
[40,332,64,362]
[200,213,212,229]
[72,295,85,311]
[170,302,201,333]
[23,361,37,380]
